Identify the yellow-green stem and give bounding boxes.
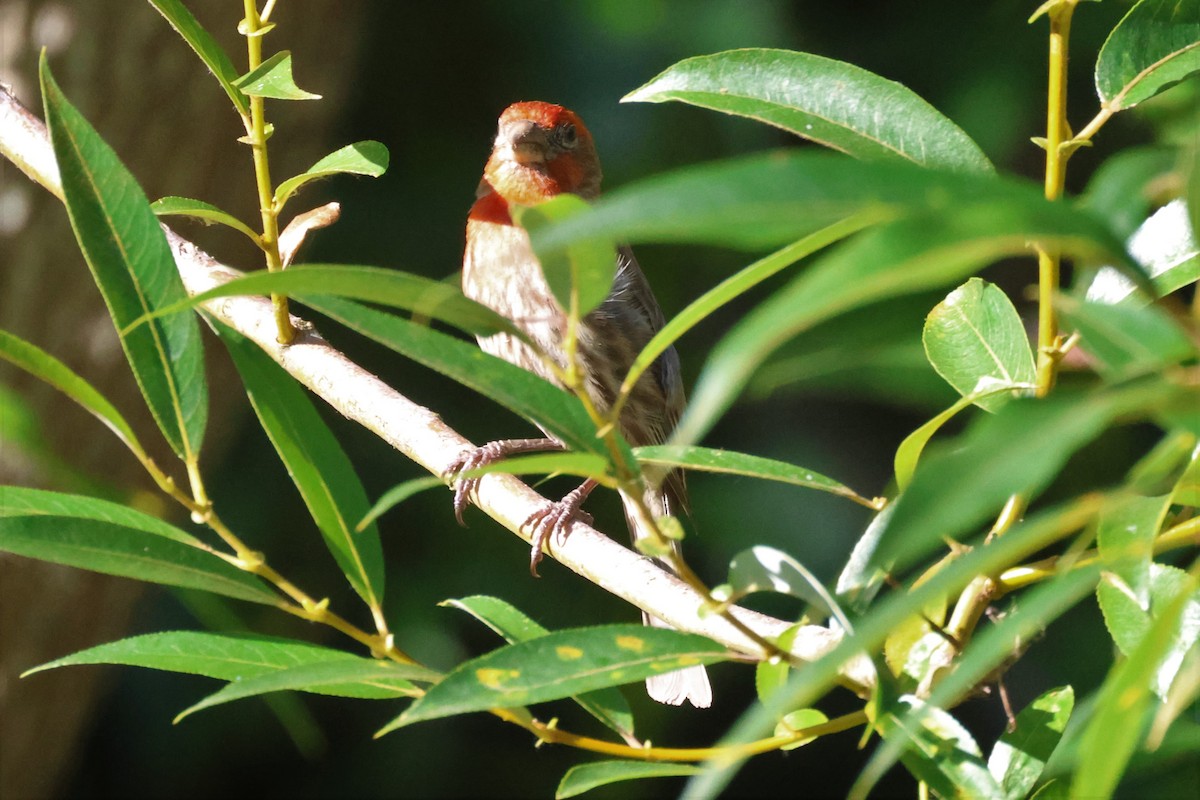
[242,1,293,344]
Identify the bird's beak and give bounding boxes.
[499,119,548,166]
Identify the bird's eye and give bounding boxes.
[555,123,578,149]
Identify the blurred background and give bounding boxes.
[1,1,1193,797]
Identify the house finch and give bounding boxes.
[450,101,712,708]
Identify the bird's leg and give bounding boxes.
[447,437,562,524]
[524,479,597,576]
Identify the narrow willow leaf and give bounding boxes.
[150,196,259,242]
[41,55,208,462]
[147,0,248,115]
[358,476,445,532]
[625,48,992,173]
[176,659,435,722]
[556,761,701,799]
[0,511,275,604]
[232,51,321,100]
[676,200,1125,447]
[1097,563,1200,699]
[634,445,878,506]
[274,141,390,208]
[1085,200,1200,304]
[528,151,1129,257]
[303,296,608,457]
[1095,494,1172,607]
[213,323,384,607]
[683,500,1108,800]
[621,216,877,402]
[1074,574,1198,799]
[893,381,1035,491]
[140,265,518,339]
[1096,0,1200,111]
[923,278,1036,411]
[515,195,616,318]
[722,546,850,630]
[874,695,1003,800]
[379,624,727,733]
[23,630,425,698]
[0,329,147,461]
[873,385,1164,572]
[443,596,635,743]
[1058,295,1196,379]
[988,687,1075,800]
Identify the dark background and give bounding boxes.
[2,1,1194,798]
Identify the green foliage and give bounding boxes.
[5,2,1200,798]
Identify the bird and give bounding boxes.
[449,101,712,708]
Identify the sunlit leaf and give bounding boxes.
[23,630,425,698]
[442,596,635,742]
[274,141,390,208]
[556,761,701,799]
[232,51,321,100]
[1085,200,1199,304]
[147,0,248,114]
[1096,0,1200,111]
[150,196,259,242]
[41,55,208,462]
[988,687,1075,800]
[923,278,1036,411]
[213,323,385,607]
[720,545,850,629]
[1095,494,1171,607]
[624,49,992,173]
[379,625,727,733]
[516,195,616,318]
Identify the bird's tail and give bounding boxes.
[622,487,713,709]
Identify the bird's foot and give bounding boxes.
[446,438,561,525]
[523,479,597,576]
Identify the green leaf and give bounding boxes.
[1084,200,1200,303]
[634,445,878,507]
[153,265,516,339]
[754,623,802,706]
[0,329,147,462]
[1096,0,1200,111]
[1074,571,1198,799]
[274,141,390,208]
[513,195,617,319]
[147,0,248,115]
[139,265,519,339]
[893,386,1031,492]
[41,55,208,462]
[232,51,320,100]
[176,658,435,722]
[675,197,1125,447]
[988,687,1075,800]
[874,386,1155,572]
[556,761,701,799]
[442,596,635,743]
[875,695,1004,800]
[458,453,611,481]
[774,708,829,751]
[720,545,850,630]
[1080,146,1177,239]
[1058,295,1196,379]
[1096,563,1200,699]
[528,151,1127,256]
[358,476,445,532]
[1095,494,1172,607]
[22,630,426,698]
[0,489,275,604]
[923,278,1037,411]
[150,196,259,242]
[378,624,727,733]
[624,48,992,173]
[302,296,608,457]
[213,322,385,608]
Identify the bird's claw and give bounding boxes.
[446,442,514,525]
[522,484,594,577]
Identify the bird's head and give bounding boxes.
[482,101,602,205]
